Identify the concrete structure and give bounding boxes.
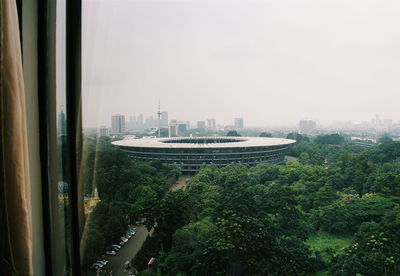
[58,109,67,136]
[99,126,109,137]
[169,124,178,137]
[234,118,244,130]
[207,118,216,130]
[111,114,125,135]
[160,111,169,127]
[197,121,206,130]
[177,123,187,134]
[299,120,316,134]
[113,137,296,174]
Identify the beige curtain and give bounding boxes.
[0,0,33,275]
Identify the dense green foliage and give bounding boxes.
[81,137,179,266]
[226,130,241,137]
[136,139,400,275]
[82,135,400,275]
[315,134,345,145]
[259,132,272,137]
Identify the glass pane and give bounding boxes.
[80,1,400,275]
[56,0,73,274]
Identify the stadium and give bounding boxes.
[112,137,296,174]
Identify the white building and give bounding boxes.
[207,118,216,130]
[111,114,125,135]
[169,124,178,137]
[234,118,244,130]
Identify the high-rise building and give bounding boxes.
[137,114,144,128]
[160,111,169,127]
[111,114,125,135]
[58,107,67,136]
[207,118,216,130]
[99,126,109,137]
[299,120,316,134]
[128,116,136,129]
[234,118,244,130]
[169,124,178,137]
[177,123,187,134]
[197,121,206,130]
[145,116,155,129]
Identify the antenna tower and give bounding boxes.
[157,100,161,137]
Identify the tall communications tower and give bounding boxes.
[157,100,161,137]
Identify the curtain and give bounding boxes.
[0,0,33,275]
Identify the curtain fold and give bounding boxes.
[0,0,33,275]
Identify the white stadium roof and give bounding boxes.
[112,137,296,149]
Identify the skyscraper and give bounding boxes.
[177,123,187,134]
[207,118,216,130]
[58,107,67,136]
[234,118,244,130]
[99,126,109,137]
[137,114,144,128]
[299,120,316,134]
[197,121,206,130]
[169,124,178,137]
[111,114,125,135]
[160,111,168,127]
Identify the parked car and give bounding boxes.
[97,259,108,266]
[91,263,102,271]
[112,244,121,250]
[121,237,128,242]
[105,250,116,255]
[119,240,126,246]
[125,234,132,239]
[127,228,137,235]
[94,261,105,268]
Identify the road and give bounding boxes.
[86,225,150,276]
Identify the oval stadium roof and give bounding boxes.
[112,137,296,149]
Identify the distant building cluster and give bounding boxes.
[235,118,244,130]
[111,114,125,135]
[299,120,316,134]
[95,105,245,138]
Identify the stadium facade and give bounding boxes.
[112,137,296,174]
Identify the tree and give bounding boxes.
[315,134,344,145]
[82,228,105,267]
[155,190,192,250]
[160,218,221,276]
[378,134,393,144]
[287,133,310,143]
[259,132,272,137]
[226,130,241,137]
[330,214,400,275]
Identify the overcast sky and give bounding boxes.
[82,0,400,128]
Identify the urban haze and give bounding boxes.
[82,0,400,128]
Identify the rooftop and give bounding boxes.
[112,136,296,149]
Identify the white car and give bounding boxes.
[105,250,116,255]
[121,237,128,242]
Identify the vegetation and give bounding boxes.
[82,135,400,275]
[138,138,400,275]
[226,130,241,137]
[259,132,272,137]
[81,137,179,267]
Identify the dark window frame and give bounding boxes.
[37,0,82,275]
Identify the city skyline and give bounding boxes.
[82,0,400,128]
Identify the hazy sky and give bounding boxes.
[82,0,400,128]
